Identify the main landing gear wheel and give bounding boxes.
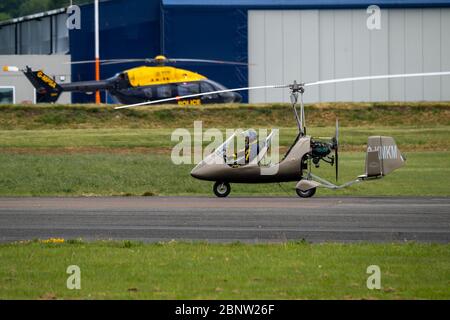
[213,182,231,198]
[296,187,316,198]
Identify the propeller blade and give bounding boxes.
[305,71,450,87]
[334,118,339,181]
[330,118,340,181]
[335,146,339,182]
[335,118,339,145]
[114,84,288,110]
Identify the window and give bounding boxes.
[0,87,15,104]
[157,85,172,98]
[200,82,218,98]
[178,83,200,96]
[143,87,153,99]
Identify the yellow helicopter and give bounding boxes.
[3,55,244,105]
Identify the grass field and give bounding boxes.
[0,152,448,196]
[0,103,449,196]
[0,241,448,300]
[0,102,449,129]
[0,103,449,300]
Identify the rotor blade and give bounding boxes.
[114,84,288,110]
[305,71,450,87]
[66,59,147,65]
[101,60,148,66]
[66,59,123,65]
[167,58,249,66]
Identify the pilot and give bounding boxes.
[244,130,259,164]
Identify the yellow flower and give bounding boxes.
[40,238,65,244]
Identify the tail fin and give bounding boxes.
[23,66,63,103]
[365,136,405,177]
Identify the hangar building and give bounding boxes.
[0,0,450,104]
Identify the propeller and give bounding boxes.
[114,71,450,110]
[333,118,339,182]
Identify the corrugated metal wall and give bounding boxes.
[0,12,68,55]
[249,8,450,103]
[69,0,161,103]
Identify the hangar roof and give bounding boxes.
[162,0,450,9]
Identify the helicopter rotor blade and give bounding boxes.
[65,59,131,65]
[166,58,249,66]
[304,71,450,87]
[68,58,249,66]
[115,70,450,110]
[101,59,148,65]
[114,84,288,110]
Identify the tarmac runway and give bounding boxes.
[0,197,449,243]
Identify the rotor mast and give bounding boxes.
[289,81,306,136]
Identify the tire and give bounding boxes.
[213,182,231,198]
[296,187,316,198]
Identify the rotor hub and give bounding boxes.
[289,80,305,94]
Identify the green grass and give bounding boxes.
[0,126,449,151]
[0,241,448,299]
[0,152,448,196]
[1,102,449,129]
[0,102,448,196]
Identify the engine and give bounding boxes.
[310,139,336,167]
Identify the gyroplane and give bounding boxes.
[2,55,244,105]
[116,71,450,198]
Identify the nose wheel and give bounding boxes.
[213,182,231,198]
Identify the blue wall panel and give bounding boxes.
[163,0,450,9]
[69,0,160,103]
[162,7,249,102]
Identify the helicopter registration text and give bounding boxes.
[178,99,201,106]
[37,71,57,89]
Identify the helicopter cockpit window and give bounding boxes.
[178,83,200,96]
[157,85,172,98]
[200,82,219,98]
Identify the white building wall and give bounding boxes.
[0,55,71,104]
[248,8,450,103]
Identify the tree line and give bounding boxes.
[0,0,93,22]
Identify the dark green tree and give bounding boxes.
[0,0,94,21]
